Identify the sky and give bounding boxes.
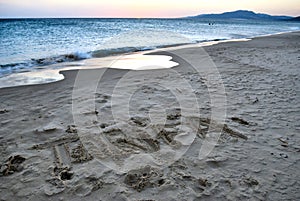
[0,0,299,18]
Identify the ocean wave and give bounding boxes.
[32,51,91,65]
[91,43,194,58]
[0,52,91,76]
[91,47,148,58]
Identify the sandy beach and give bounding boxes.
[0,31,299,200]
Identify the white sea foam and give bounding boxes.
[72,51,92,59]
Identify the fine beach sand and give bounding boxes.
[0,32,299,200]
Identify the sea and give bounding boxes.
[0,18,299,79]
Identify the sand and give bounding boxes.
[0,32,300,200]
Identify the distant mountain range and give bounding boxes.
[186,10,299,21]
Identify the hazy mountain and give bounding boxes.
[187,10,293,20]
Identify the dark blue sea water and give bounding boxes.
[0,18,299,77]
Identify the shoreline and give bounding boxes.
[1,30,299,89]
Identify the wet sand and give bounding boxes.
[0,31,299,200]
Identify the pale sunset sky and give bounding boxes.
[0,0,299,18]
